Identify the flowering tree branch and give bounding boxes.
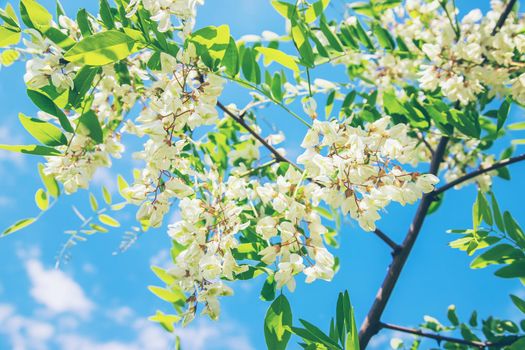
[433,153,525,196]
[379,322,519,349]
[359,137,449,348]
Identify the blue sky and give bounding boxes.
[0,1,524,349]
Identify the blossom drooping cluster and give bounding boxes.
[331,1,525,106]
[23,30,78,91]
[123,51,225,228]
[126,0,204,34]
[166,163,336,323]
[44,132,124,194]
[298,116,438,231]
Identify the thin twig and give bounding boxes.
[373,228,402,254]
[216,101,301,170]
[380,322,519,349]
[433,153,525,196]
[492,0,518,35]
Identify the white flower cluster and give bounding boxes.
[166,163,336,323]
[333,1,525,106]
[23,30,77,91]
[126,0,204,34]
[298,116,438,231]
[44,132,124,194]
[387,0,525,105]
[123,51,225,228]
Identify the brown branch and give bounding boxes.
[359,2,522,347]
[216,101,301,170]
[433,153,525,196]
[373,228,402,254]
[380,322,519,349]
[359,137,449,349]
[492,0,518,35]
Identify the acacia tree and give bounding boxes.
[1,0,525,348]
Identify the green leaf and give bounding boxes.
[497,98,511,131]
[148,310,180,332]
[511,295,525,314]
[19,114,67,147]
[89,193,98,211]
[188,25,231,62]
[470,244,523,269]
[261,275,276,301]
[99,214,120,227]
[343,291,359,350]
[304,0,331,23]
[27,90,73,132]
[38,163,60,198]
[490,192,505,232]
[148,285,186,304]
[255,47,299,72]
[0,49,20,66]
[77,8,93,37]
[78,110,103,144]
[151,266,176,285]
[291,21,315,67]
[64,30,140,66]
[0,3,20,29]
[495,260,525,279]
[34,188,49,211]
[222,37,239,76]
[2,217,36,236]
[0,26,21,47]
[299,319,342,349]
[99,0,115,29]
[117,175,130,200]
[264,294,292,350]
[508,121,525,130]
[504,211,525,248]
[20,0,52,32]
[372,22,395,49]
[102,186,112,204]
[319,17,344,52]
[510,337,525,350]
[68,66,100,108]
[477,191,493,226]
[447,305,459,326]
[241,48,261,84]
[0,144,61,156]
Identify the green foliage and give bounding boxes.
[292,291,359,350]
[265,294,293,350]
[64,30,141,66]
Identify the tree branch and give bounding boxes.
[359,137,449,349]
[492,0,518,35]
[373,228,402,254]
[379,322,519,349]
[433,153,525,196]
[359,2,521,346]
[216,101,301,170]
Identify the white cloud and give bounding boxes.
[107,306,134,325]
[174,320,255,350]
[25,259,94,318]
[0,303,55,350]
[92,167,117,193]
